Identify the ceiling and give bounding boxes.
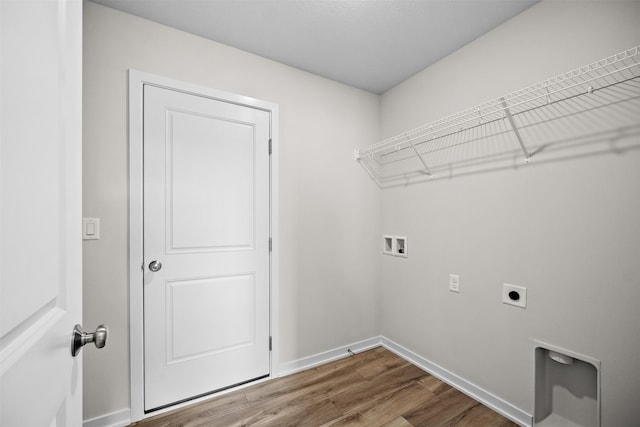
[91,0,538,94]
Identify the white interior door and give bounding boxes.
[0,1,83,426]
[143,85,271,411]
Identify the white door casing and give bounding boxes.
[129,71,279,420]
[0,1,83,426]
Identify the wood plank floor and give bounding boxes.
[130,347,518,427]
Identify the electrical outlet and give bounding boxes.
[503,283,527,308]
[449,274,460,293]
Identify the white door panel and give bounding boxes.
[169,110,255,251]
[0,1,83,426]
[143,86,270,411]
[168,274,255,361]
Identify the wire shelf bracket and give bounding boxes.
[405,133,432,176]
[500,97,531,163]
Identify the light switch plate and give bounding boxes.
[82,218,100,240]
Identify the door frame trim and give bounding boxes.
[128,70,280,422]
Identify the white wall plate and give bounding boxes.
[503,283,526,308]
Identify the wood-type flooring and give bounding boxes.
[131,347,518,427]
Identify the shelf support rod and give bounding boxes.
[500,97,531,162]
[356,158,381,186]
[405,134,432,176]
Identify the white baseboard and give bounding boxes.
[277,336,382,376]
[83,408,131,427]
[87,336,530,427]
[380,336,533,427]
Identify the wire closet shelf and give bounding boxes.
[355,46,640,187]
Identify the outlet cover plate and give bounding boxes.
[503,283,526,308]
[449,274,460,293]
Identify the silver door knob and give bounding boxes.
[71,324,108,357]
[149,260,162,272]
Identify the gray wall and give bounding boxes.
[84,0,640,424]
[379,2,640,426]
[83,1,380,420]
